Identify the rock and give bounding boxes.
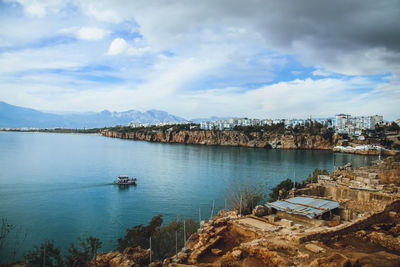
[344,162,352,169]
[213,217,227,227]
[280,219,294,227]
[231,249,242,260]
[252,205,269,217]
[305,243,325,253]
[92,246,151,267]
[310,253,351,267]
[109,255,135,267]
[297,251,310,262]
[103,130,335,150]
[211,248,223,256]
[177,251,189,261]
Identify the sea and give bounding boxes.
[0,131,378,262]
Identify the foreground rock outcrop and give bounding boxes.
[91,246,161,267]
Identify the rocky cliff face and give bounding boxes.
[101,130,334,150]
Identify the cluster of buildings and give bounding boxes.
[128,114,390,137]
[200,117,332,131]
[199,114,386,136]
[335,114,383,136]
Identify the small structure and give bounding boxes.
[266,196,339,219]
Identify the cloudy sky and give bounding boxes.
[0,0,399,120]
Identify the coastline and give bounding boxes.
[101,129,398,156]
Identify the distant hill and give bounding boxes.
[0,101,186,128]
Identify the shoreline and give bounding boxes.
[101,129,398,156]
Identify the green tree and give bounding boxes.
[268,178,293,201]
[302,168,329,186]
[117,215,199,261]
[25,240,63,267]
[152,217,199,260]
[65,235,102,267]
[117,215,163,252]
[0,217,15,257]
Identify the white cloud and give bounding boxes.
[6,0,66,17]
[107,38,150,56]
[2,0,400,121]
[311,69,333,76]
[60,26,109,41]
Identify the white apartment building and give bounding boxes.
[335,114,380,136]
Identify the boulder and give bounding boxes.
[231,249,242,260]
[305,243,325,253]
[310,253,351,267]
[252,205,269,217]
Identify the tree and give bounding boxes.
[302,168,329,186]
[227,178,267,215]
[0,217,15,255]
[1,217,28,262]
[268,169,329,201]
[152,217,199,260]
[268,179,293,202]
[25,240,63,267]
[65,235,102,267]
[117,215,199,261]
[117,215,163,252]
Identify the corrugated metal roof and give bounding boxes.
[265,196,339,219]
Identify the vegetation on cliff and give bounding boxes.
[14,215,199,266]
[118,215,199,260]
[268,168,329,201]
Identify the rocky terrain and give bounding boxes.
[102,129,399,156]
[102,130,335,150]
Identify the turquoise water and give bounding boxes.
[0,132,377,262]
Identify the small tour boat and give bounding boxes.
[116,175,137,185]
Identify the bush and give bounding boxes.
[152,217,199,260]
[227,178,267,215]
[25,240,63,267]
[117,215,199,260]
[117,215,163,252]
[302,168,329,186]
[65,235,102,267]
[268,169,329,202]
[268,178,293,202]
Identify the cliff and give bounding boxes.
[101,130,335,150]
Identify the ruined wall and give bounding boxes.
[300,200,400,243]
[333,156,400,185]
[101,130,334,150]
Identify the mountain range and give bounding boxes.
[0,101,186,128]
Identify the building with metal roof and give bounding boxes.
[265,196,340,219]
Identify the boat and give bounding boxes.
[116,175,137,185]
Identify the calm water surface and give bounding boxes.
[0,132,378,262]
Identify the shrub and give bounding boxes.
[65,235,102,267]
[117,215,199,260]
[25,240,63,267]
[268,178,293,202]
[227,178,267,215]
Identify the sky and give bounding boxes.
[0,0,399,120]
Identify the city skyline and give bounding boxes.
[0,1,399,120]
